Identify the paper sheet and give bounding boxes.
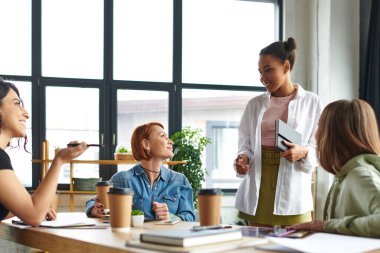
[268,233,380,253]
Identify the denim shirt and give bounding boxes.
[85,164,195,221]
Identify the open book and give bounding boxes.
[140,228,243,247]
[12,218,97,228]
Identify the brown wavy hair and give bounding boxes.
[316,99,380,174]
[131,122,164,161]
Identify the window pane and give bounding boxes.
[0,0,31,76]
[117,89,169,171]
[46,87,99,183]
[113,0,173,82]
[42,0,103,79]
[5,81,32,187]
[183,0,275,85]
[182,89,262,189]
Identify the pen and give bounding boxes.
[192,225,232,231]
[67,143,105,148]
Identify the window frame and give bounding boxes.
[0,0,282,191]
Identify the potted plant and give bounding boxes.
[170,127,211,209]
[114,144,134,160]
[131,209,145,227]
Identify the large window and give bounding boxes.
[182,89,263,188]
[0,0,281,190]
[113,0,173,82]
[0,0,31,76]
[46,87,100,183]
[182,0,275,85]
[42,0,104,79]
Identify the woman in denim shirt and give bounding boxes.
[85,122,195,221]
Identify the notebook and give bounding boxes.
[12,218,98,228]
[140,228,243,247]
[127,236,268,253]
[275,119,301,151]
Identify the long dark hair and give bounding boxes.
[0,78,29,151]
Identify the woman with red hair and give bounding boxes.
[86,122,195,221]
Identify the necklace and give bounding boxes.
[141,165,160,174]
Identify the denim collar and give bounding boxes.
[134,163,169,182]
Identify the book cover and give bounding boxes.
[127,236,267,253]
[275,119,301,151]
[140,228,243,247]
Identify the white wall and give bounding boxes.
[283,0,360,219]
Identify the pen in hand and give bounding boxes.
[67,143,105,148]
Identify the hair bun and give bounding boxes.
[284,37,297,51]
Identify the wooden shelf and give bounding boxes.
[59,190,95,194]
[32,159,186,166]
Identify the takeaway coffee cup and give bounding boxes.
[95,181,113,212]
[108,187,134,232]
[198,188,223,226]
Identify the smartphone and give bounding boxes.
[285,230,310,238]
[155,219,180,225]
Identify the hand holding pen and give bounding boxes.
[67,143,105,148]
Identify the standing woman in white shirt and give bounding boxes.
[234,38,323,227]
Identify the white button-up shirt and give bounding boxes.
[235,84,323,215]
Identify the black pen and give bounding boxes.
[192,225,232,231]
[67,143,105,148]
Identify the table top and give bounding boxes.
[1,213,379,253]
[0,212,269,253]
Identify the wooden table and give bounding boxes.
[1,213,379,253]
[0,213,269,253]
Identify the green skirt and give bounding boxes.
[238,149,311,226]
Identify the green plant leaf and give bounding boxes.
[131,209,144,215]
[170,126,211,209]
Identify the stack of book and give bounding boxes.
[126,228,268,253]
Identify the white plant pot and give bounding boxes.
[132,215,144,227]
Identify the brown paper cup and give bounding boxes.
[108,187,133,232]
[198,188,223,226]
[95,181,113,210]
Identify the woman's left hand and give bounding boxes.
[45,208,57,221]
[152,202,170,220]
[281,141,308,163]
[287,220,326,232]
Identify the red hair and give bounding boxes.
[131,122,164,161]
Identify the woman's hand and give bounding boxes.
[152,202,169,220]
[287,220,326,232]
[234,154,250,175]
[90,199,106,218]
[281,141,308,163]
[45,208,57,221]
[54,141,88,163]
